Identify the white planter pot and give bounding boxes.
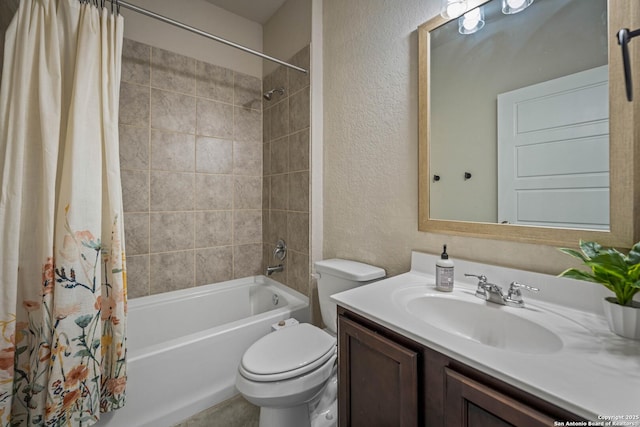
[602,297,640,340]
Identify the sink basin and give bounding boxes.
[401,293,564,354]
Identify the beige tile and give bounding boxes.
[270,174,288,211]
[119,82,149,127]
[126,255,149,298]
[150,212,195,252]
[289,250,310,296]
[287,212,309,254]
[195,211,232,248]
[151,88,196,134]
[119,125,149,170]
[270,66,288,98]
[289,171,309,212]
[270,136,289,175]
[234,176,262,210]
[124,213,149,255]
[150,171,194,211]
[233,210,262,245]
[234,107,261,143]
[234,72,262,110]
[195,136,233,174]
[289,87,310,133]
[289,129,309,172]
[195,174,233,210]
[196,61,234,103]
[233,141,262,176]
[234,244,263,278]
[185,395,259,427]
[289,46,310,94]
[270,99,289,140]
[263,73,273,102]
[196,247,233,285]
[265,209,287,245]
[151,47,195,95]
[151,130,195,172]
[262,177,270,210]
[263,107,271,143]
[263,142,271,176]
[121,170,149,212]
[196,98,233,139]
[122,38,150,86]
[150,250,195,294]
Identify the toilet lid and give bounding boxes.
[241,323,336,378]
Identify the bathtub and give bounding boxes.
[96,276,310,427]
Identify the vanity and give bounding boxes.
[331,252,640,427]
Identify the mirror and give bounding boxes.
[418,0,639,247]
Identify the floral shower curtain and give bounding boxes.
[0,0,127,425]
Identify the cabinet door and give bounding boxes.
[445,368,556,427]
[338,316,419,427]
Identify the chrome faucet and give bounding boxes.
[266,264,284,276]
[464,274,539,308]
[266,239,287,276]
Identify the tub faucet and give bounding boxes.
[266,264,284,276]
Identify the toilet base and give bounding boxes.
[259,404,310,427]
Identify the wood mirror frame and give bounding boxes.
[418,0,640,248]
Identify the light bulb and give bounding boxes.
[441,0,468,19]
[507,0,526,9]
[462,9,481,30]
[458,7,484,35]
[502,0,533,14]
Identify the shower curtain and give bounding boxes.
[0,0,127,425]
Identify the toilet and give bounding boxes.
[235,259,385,427]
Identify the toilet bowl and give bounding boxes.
[235,259,385,427]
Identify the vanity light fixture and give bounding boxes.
[501,0,533,14]
[441,0,468,19]
[458,7,485,35]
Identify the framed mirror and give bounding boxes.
[418,0,639,247]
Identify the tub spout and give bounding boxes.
[266,264,284,276]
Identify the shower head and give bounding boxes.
[263,87,285,101]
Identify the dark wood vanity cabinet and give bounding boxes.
[337,307,583,427]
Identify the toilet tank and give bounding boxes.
[315,259,385,334]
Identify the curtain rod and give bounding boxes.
[110,0,309,75]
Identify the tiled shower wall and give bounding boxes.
[119,39,264,298]
[262,46,311,297]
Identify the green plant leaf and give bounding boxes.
[628,242,640,264]
[558,248,587,262]
[558,268,598,283]
[580,240,602,259]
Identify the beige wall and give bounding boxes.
[263,0,312,77]
[323,0,591,277]
[121,0,263,77]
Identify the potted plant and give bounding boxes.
[559,240,640,340]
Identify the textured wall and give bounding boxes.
[322,0,584,277]
[119,39,264,298]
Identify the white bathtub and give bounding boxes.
[96,276,310,427]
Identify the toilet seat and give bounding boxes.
[240,324,336,382]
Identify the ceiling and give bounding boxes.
[203,0,287,24]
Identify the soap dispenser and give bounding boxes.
[436,244,454,292]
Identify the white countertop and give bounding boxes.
[330,252,640,422]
